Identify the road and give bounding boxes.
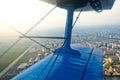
[0,44,34,78]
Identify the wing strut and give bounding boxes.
[44,6,82,79]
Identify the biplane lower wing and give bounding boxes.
[11,44,103,80]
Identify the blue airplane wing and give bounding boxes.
[11,44,103,80]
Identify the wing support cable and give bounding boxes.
[37,55,55,79]
[72,8,83,28]
[20,36,68,39]
[0,6,56,57]
[72,8,84,44]
[44,48,63,80]
[3,23,53,52]
[81,48,94,80]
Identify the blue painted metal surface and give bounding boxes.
[11,44,103,80]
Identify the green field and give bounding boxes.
[0,38,33,72]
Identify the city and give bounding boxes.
[0,26,120,80]
[73,26,120,80]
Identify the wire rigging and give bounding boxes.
[72,8,84,44]
[72,8,83,28]
[36,53,56,80]
[0,6,56,57]
[26,6,57,33]
[81,48,94,80]
[44,49,63,80]
[20,36,67,39]
[3,22,53,52]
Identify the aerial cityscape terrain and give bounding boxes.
[0,26,120,80]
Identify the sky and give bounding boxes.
[0,0,120,36]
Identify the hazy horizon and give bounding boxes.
[0,0,120,38]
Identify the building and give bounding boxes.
[17,63,28,71]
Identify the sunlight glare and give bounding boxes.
[0,0,54,33]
